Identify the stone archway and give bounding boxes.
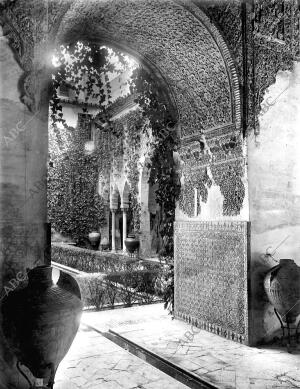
[56,0,241,136]
[0,1,245,385]
[52,0,249,347]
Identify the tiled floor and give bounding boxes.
[82,304,300,389]
[54,323,189,389]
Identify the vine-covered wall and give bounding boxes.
[48,120,106,244]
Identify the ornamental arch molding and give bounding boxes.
[1,0,244,221]
[55,0,241,139]
[1,0,242,143]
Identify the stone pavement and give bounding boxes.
[54,323,189,389]
[82,304,300,389]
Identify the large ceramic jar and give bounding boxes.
[125,233,140,254]
[264,258,300,322]
[2,265,83,380]
[88,231,101,247]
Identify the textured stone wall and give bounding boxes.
[174,221,250,344]
[0,21,50,387]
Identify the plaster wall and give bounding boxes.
[248,61,300,343]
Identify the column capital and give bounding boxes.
[121,207,129,212]
[110,208,117,213]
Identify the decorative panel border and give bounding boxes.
[174,221,250,345]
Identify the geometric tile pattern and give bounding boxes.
[174,221,250,345]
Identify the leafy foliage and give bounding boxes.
[48,125,106,244]
[129,66,180,313]
[130,66,180,257]
[50,42,129,131]
[48,43,130,243]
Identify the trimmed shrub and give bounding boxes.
[76,273,107,310]
[52,243,142,273]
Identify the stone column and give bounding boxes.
[121,208,128,252]
[100,205,110,247]
[111,209,116,252]
[194,188,198,216]
[138,166,151,259]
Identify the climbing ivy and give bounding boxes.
[130,66,180,257]
[50,42,129,139]
[48,43,129,243]
[48,124,106,244]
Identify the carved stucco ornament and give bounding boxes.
[53,0,242,220]
[55,0,241,138]
[2,0,245,216]
[1,0,72,112]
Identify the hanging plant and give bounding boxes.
[130,66,180,257]
[50,42,129,134]
[129,66,180,314]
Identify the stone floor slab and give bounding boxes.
[82,303,300,389]
[55,323,189,389]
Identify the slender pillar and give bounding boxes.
[122,208,128,252]
[111,209,116,252]
[194,188,198,217]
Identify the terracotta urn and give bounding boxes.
[88,231,101,246]
[2,265,83,382]
[264,258,300,322]
[125,233,140,254]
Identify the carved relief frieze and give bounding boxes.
[178,166,212,217]
[211,158,245,217]
[178,125,245,217]
[203,0,243,83]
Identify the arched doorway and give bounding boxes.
[0,1,244,385]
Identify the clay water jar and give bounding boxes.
[88,231,101,246]
[2,265,83,379]
[124,233,139,253]
[264,258,300,323]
